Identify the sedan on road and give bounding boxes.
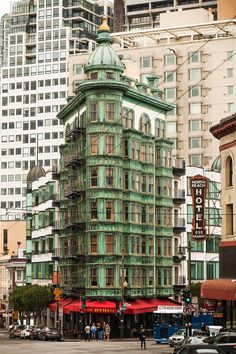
[174,335,210,354]
[38,327,62,341]
[169,329,186,347]
[175,344,235,354]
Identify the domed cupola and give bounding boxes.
[85,16,124,74]
[211,156,221,172]
[27,165,46,183]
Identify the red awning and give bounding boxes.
[48,298,74,314]
[67,299,82,313]
[84,300,116,314]
[49,298,180,315]
[66,300,116,313]
[124,298,181,315]
[201,279,236,301]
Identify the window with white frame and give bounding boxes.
[189,154,202,166]
[189,120,202,131]
[166,121,177,134]
[189,85,201,97]
[227,102,234,112]
[227,68,233,78]
[165,87,176,100]
[189,68,201,81]
[140,56,153,68]
[227,51,233,61]
[189,102,201,114]
[164,71,176,82]
[189,137,202,149]
[164,53,176,66]
[227,85,233,95]
[188,51,201,63]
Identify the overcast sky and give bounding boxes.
[0,1,13,18]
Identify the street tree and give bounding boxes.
[9,284,52,324]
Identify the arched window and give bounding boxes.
[139,113,151,134]
[226,155,233,187]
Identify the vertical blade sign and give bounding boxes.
[190,175,208,241]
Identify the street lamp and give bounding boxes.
[120,280,128,339]
[178,240,192,288]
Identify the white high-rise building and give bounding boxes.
[0,0,113,216]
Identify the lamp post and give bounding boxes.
[120,280,128,339]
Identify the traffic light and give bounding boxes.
[181,289,192,304]
[185,290,192,304]
[181,289,187,303]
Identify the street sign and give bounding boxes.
[183,305,194,316]
[54,288,62,301]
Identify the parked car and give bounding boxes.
[169,329,187,347]
[29,327,42,340]
[9,325,24,339]
[38,327,62,341]
[175,344,235,354]
[20,325,35,339]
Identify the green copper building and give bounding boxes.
[56,17,176,333]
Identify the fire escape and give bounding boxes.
[61,118,86,295]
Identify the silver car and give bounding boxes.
[169,329,186,347]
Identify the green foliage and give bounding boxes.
[190,282,204,307]
[9,285,52,319]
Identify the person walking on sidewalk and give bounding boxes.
[139,326,146,350]
[105,323,111,342]
[97,322,103,340]
[91,323,97,341]
[84,324,91,342]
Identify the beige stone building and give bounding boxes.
[218,0,236,21]
[69,10,236,170]
[0,220,26,308]
[201,113,236,328]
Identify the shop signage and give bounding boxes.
[154,305,183,314]
[204,299,217,311]
[84,308,116,314]
[190,175,208,241]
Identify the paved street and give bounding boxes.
[0,332,172,354]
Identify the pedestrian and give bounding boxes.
[91,323,97,341]
[84,324,91,342]
[139,326,146,350]
[105,323,111,342]
[97,322,103,341]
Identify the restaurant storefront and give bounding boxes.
[48,298,180,338]
[201,279,236,328]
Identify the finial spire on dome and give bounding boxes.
[98,15,110,33]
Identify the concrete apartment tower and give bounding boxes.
[114,0,218,32]
[0,0,113,217]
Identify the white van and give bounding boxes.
[207,325,223,336]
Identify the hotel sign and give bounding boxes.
[190,175,208,241]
